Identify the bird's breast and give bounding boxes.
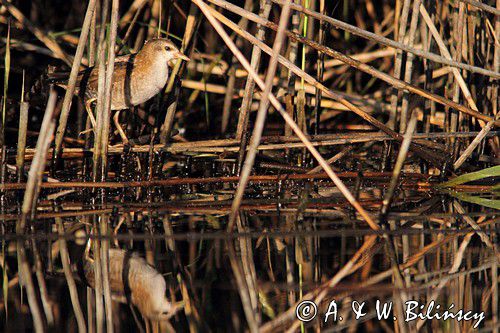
[110,59,169,110]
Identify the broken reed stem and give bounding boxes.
[16,101,28,182]
[54,0,98,160]
[381,111,419,220]
[194,0,378,231]
[18,89,57,234]
[56,217,87,333]
[228,1,292,231]
[454,120,496,170]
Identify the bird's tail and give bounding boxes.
[45,70,70,84]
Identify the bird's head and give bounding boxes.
[142,38,190,67]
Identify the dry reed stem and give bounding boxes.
[271,0,500,79]
[18,89,57,233]
[193,0,379,231]
[228,1,291,230]
[323,47,398,68]
[235,0,272,141]
[54,0,98,160]
[206,2,446,168]
[452,201,499,261]
[221,0,253,134]
[381,111,419,219]
[389,0,411,129]
[15,131,497,159]
[399,0,421,132]
[0,171,432,193]
[91,3,111,332]
[99,1,120,331]
[16,101,28,182]
[419,5,483,123]
[459,0,500,16]
[101,0,120,172]
[209,0,497,126]
[306,147,350,174]
[454,120,496,169]
[160,3,197,144]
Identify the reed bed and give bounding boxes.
[0,0,498,332]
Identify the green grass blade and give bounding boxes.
[438,165,500,188]
[448,191,500,210]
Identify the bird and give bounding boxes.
[49,38,190,144]
[83,248,181,321]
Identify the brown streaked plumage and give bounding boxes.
[50,38,189,143]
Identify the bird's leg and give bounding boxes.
[113,110,130,146]
[84,229,94,263]
[83,99,97,134]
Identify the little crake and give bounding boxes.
[52,38,189,144]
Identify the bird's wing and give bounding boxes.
[82,60,133,96]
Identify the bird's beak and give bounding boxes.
[176,51,190,62]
